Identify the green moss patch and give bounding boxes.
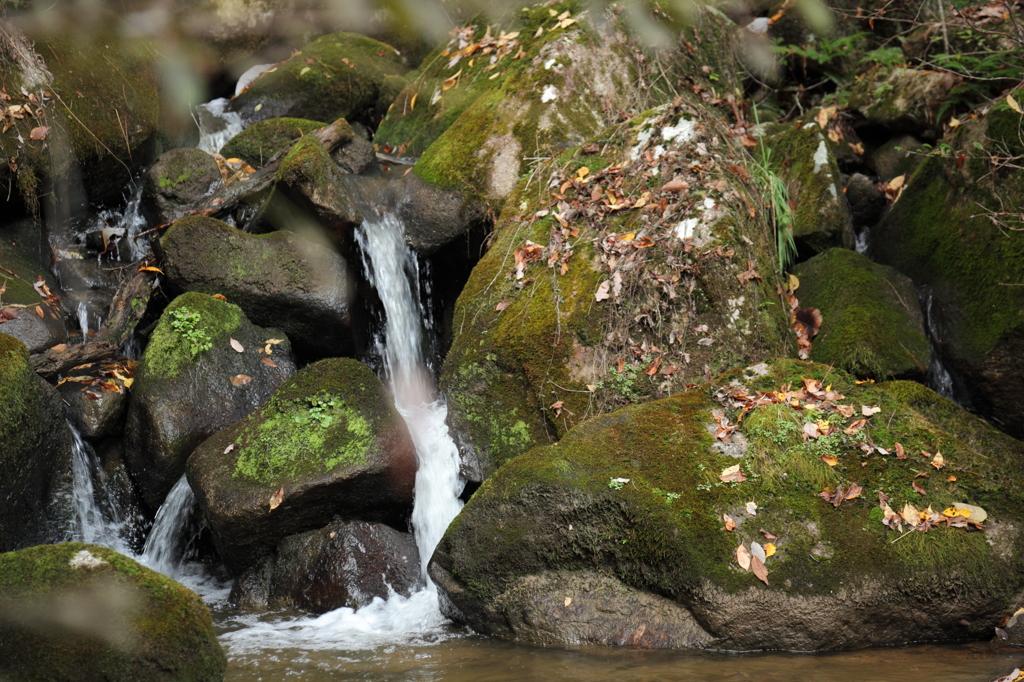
[0,542,225,681]
[225,358,392,485]
[140,292,243,380]
[795,248,930,378]
[221,117,329,167]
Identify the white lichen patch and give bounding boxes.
[703,196,716,210]
[813,137,829,174]
[487,134,523,199]
[630,126,654,161]
[69,549,108,569]
[662,118,697,145]
[675,218,700,240]
[727,296,750,334]
[541,85,559,103]
[544,58,559,69]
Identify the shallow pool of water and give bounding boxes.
[215,606,1022,682]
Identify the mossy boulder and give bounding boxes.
[186,358,416,574]
[440,101,794,481]
[0,543,225,681]
[230,520,422,613]
[431,358,1024,650]
[221,117,326,167]
[142,149,222,226]
[759,120,854,258]
[0,243,67,352]
[0,334,72,551]
[870,102,1024,438]
[230,32,408,130]
[0,21,160,207]
[847,67,957,135]
[123,292,297,510]
[794,248,930,379]
[160,216,355,358]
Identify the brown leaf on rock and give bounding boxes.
[736,544,751,571]
[229,338,244,353]
[29,125,49,140]
[719,464,747,483]
[495,301,510,311]
[723,513,736,531]
[750,555,769,585]
[230,374,253,386]
[660,177,689,191]
[912,480,927,496]
[930,451,945,469]
[550,400,564,417]
[835,404,855,418]
[895,442,906,459]
[269,487,284,510]
[260,356,278,368]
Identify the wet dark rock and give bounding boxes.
[123,292,296,511]
[0,543,226,682]
[187,358,416,574]
[0,243,67,353]
[220,116,377,176]
[871,134,926,182]
[231,520,422,612]
[794,248,930,379]
[845,173,887,229]
[0,335,72,551]
[395,174,489,256]
[142,148,222,226]
[160,215,355,358]
[60,380,128,441]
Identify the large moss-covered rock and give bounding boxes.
[431,359,1024,650]
[0,335,72,551]
[230,32,408,129]
[0,22,160,206]
[759,120,854,258]
[847,66,957,135]
[220,117,326,167]
[187,358,416,574]
[230,520,422,613]
[142,148,222,226]
[0,543,225,681]
[795,248,930,379]
[440,101,794,481]
[161,216,355,358]
[0,243,67,352]
[870,102,1024,438]
[124,292,296,510]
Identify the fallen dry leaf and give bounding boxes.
[912,480,927,496]
[736,544,751,571]
[930,451,945,469]
[835,404,855,418]
[821,455,838,467]
[564,596,572,607]
[750,555,769,584]
[661,177,689,191]
[260,356,278,368]
[862,405,881,416]
[764,542,777,557]
[269,487,284,510]
[496,301,510,311]
[895,442,906,459]
[550,400,564,417]
[212,293,228,302]
[724,513,736,531]
[229,338,244,353]
[746,501,758,516]
[230,374,253,386]
[223,443,235,454]
[595,280,611,301]
[720,464,746,483]
[29,125,49,140]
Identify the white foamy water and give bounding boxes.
[68,422,130,554]
[195,97,246,153]
[139,474,195,575]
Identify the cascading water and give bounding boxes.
[139,474,196,575]
[67,422,131,554]
[922,291,966,406]
[219,196,467,657]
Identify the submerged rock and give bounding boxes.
[124,292,296,510]
[0,334,72,551]
[0,543,225,681]
[432,358,1024,650]
[160,215,355,358]
[187,358,416,574]
[871,103,1024,439]
[794,248,930,379]
[231,520,422,612]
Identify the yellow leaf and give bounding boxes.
[787,273,800,292]
[821,455,838,467]
[122,377,134,389]
[410,93,417,111]
[564,597,572,607]
[138,266,164,274]
[620,232,636,242]
[930,451,945,469]
[1008,93,1023,114]
[887,174,905,191]
[764,542,776,557]
[576,166,589,181]
[442,69,462,91]
[942,506,971,519]
[948,116,961,128]
[300,66,310,76]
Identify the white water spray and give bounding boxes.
[140,474,195,575]
[67,422,130,554]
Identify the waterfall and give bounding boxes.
[922,291,968,407]
[355,211,465,582]
[139,474,195,576]
[195,98,246,153]
[67,422,130,554]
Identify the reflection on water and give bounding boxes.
[215,612,1023,682]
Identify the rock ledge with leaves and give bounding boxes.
[431,358,1024,650]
